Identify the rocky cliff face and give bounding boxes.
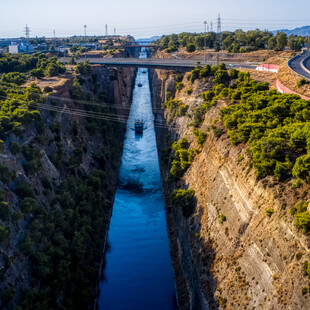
[151,69,310,310]
[0,66,135,309]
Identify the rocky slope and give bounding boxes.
[0,65,135,309]
[151,69,310,310]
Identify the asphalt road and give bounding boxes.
[289,51,310,80]
[59,57,259,71]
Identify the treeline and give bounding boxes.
[0,53,66,78]
[156,30,310,53]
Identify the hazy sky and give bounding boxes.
[1,0,310,38]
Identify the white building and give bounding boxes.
[9,42,34,54]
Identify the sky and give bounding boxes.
[0,0,310,38]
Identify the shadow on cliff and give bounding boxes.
[193,204,218,310]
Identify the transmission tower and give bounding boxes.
[114,27,116,36]
[204,21,207,62]
[217,13,222,33]
[84,25,87,37]
[105,24,108,36]
[210,21,213,32]
[24,24,30,38]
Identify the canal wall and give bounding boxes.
[0,65,135,309]
[150,68,310,310]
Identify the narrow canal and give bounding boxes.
[97,49,177,310]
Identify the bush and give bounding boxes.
[0,139,5,153]
[0,225,10,244]
[291,201,310,234]
[43,86,53,93]
[186,43,196,53]
[1,72,26,85]
[0,164,15,184]
[296,252,303,260]
[297,78,307,88]
[10,141,21,155]
[20,197,38,214]
[186,88,193,95]
[176,82,184,91]
[219,214,226,224]
[0,202,11,222]
[266,208,274,217]
[170,188,196,217]
[15,182,35,199]
[193,128,207,147]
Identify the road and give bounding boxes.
[59,57,260,71]
[288,51,310,80]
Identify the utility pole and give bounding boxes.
[210,21,213,32]
[207,24,209,32]
[114,27,116,36]
[24,24,30,39]
[105,24,108,36]
[84,25,87,37]
[204,21,207,62]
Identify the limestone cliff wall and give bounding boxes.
[151,69,310,310]
[0,66,135,308]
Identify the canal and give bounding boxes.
[97,49,177,310]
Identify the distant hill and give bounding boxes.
[136,36,161,42]
[272,25,310,36]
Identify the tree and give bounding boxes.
[186,43,196,53]
[275,32,287,51]
[0,139,4,153]
[72,78,83,100]
[30,68,44,79]
[292,154,310,181]
[267,37,277,50]
[288,34,296,50]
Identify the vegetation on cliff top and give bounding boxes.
[156,30,310,53]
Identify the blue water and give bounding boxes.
[97,50,177,310]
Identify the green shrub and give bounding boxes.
[0,139,4,153]
[219,214,226,224]
[266,208,274,217]
[170,188,196,217]
[186,43,196,53]
[1,72,26,85]
[186,88,193,95]
[43,86,53,93]
[0,164,15,184]
[15,182,35,199]
[291,201,310,234]
[297,78,307,88]
[0,202,11,222]
[296,252,303,260]
[0,225,10,244]
[10,141,21,155]
[193,128,207,147]
[176,82,184,92]
[20,197,38,214]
